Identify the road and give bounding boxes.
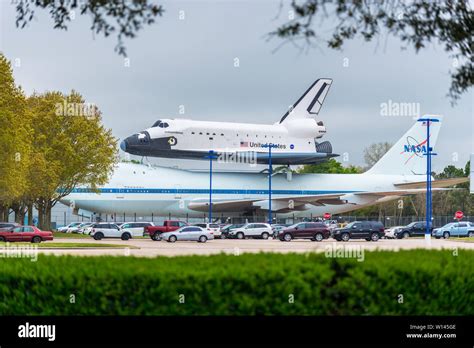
[32,237,474,257]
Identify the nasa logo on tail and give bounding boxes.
[401,135,429,164]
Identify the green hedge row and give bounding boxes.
[0,250,473,315]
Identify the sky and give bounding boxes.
[0,0,472,172]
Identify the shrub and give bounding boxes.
[0,250,472,315]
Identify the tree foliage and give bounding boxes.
[0,53,118,228]
[14,0,164,56]
[363,142,392,169]
[0,54,31,212]
[298,158,362,173]
[271,0,473,103]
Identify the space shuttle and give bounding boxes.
[120,78,337,165]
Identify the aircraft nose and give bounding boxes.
[120,139,127,151]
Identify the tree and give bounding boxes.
[271,0,473,103]
[13,0,164,56]
[363,142,392,169]
[27,91,118,229]
[0,53,31,221]
[298,158,362,174]
[433,161,471,216]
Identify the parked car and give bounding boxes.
[145,220,188,241]
[67,222,91,233]
[433,222,474,239]
[82,224,95,235]
[220,224,244,239]
[160,226,214,243]
[227,223,273,239]
[77,223,94,234]
[195,223,222,238]
[0,225,53,243]
[323,220,338,231]
[57,222,81,233]
[120,222,154,238]
[384,226,404,239]
[394,221,433,239]
[278,222,330,242]
[89,223,124,240]
[332,221,385,241]
[271,224,288,237]
[0,222,20,232]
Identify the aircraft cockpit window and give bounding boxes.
[152,120,170,128]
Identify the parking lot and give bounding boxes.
[34,237,474,257]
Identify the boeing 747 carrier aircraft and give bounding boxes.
[120,78,336,165]
[63,117,467,218]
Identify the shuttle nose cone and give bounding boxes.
[120,139,127,152]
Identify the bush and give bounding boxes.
[0,250,472,315]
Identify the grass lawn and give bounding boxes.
[447,237,474,243]
[0,242,139,249]
[53,232,90,239]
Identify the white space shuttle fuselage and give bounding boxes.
[120,78,336,165]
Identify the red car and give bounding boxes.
[146,220,188,241]
[0,225,54,243]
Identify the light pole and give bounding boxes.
[205,150,218,222]
[418,117,439,241]
[269,143,272,224]
[263,143,276,225]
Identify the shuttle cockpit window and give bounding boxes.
[151,120,170,128]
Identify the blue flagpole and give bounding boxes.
[205,150,217,223]
[418,117,439,240]
[209,150,213,222]
[269,144,272,225]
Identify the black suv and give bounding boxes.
[333,221,385,241]
[394,221,433,239]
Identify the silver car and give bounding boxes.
[160,226,214,243]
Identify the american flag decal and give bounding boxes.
[240,141,248,147]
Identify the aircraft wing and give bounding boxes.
[394,177,468,189]
[188,193,348,212]
[188,184,461,213]
[355,187,454,197]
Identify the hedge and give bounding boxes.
[0,249,472,315]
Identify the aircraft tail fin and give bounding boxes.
[366,116,443,176]
[279,78,332,124]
